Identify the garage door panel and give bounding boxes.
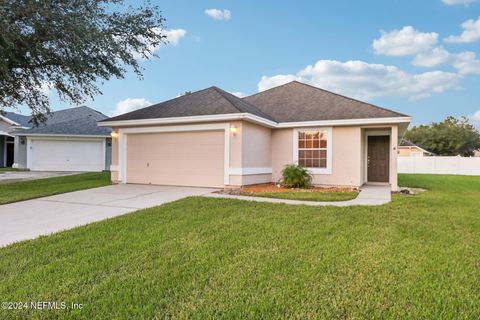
[31,139,104,172]
[126,131,224,187]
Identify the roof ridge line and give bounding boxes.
[212,87,278,122]
[212,87,247,113]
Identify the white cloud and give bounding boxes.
[205,9,231,21]
[410,47,480,74]
[230,91,247,98]
[113,98,151,116]
[258,59,461,101]
[470,110,480,129]
[445,17,480,43]
[164,29,187,46]
[133,28,186,60]
[473,110,480,121]
[442,0,477,6]
[258,74,303,92]
[412,47,452,67]
[373,26,438,56]
[453,51,480,74]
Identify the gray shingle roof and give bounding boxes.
[399,139,416,147]
[102,87,276,122]
[101,81,409,124]
[17,106,111,136]
[5,112,32,127]
[243,81,408,122]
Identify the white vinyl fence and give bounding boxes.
[398,156,480,176]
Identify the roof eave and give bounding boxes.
[98,113,279,128]
[99,113,411,129]
[276,116,412,128]
[13,133,110,138]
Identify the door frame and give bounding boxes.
[363,129,391,184]
[367,135,390,182]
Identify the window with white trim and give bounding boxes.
[297,129,328,168]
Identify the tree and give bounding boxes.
[0,0,166,125]
[404,116,480,157]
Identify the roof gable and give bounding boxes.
[243,81,408,122]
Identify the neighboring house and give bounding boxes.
[12,106,112,171]
[99,81,411,191]
[0,115,26,167]
[398,139,435,157]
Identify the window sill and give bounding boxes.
[307,168,332,175]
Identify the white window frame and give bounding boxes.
[293,127,332,174]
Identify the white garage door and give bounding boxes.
[30,139,104,171]
[126,131,224,187]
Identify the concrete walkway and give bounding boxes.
[203,185,391,207]
[0,184,216,247]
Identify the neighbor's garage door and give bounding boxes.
[30,139,104,171]
[126,131,224,187]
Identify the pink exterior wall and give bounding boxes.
[228,121,272,186]
[271,128,293,183]
[242,122,271,167]
[271,126,364,188]
[111,128,119,183]
[315,126,363,187]
[229,121,243,169]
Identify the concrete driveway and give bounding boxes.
[0,184,216,247]
[0,171,81,183]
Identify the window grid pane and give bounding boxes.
[298,130,327,168]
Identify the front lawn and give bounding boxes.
[1,174,479,319]
[243,190,358,201]
[0,172,111,204]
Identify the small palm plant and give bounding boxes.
[281,164,313,189]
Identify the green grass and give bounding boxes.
[0,172,111,204]
[242,190,358,201]
[1,174,479,319]
[0,167,19,172]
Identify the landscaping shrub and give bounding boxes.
[281,164,312,188]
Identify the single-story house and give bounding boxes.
[398,139,434,157]
[99,81,411,191]
[12,106,112,171]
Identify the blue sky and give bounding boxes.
[10,0,480,127]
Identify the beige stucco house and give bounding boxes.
[99,82,411,191]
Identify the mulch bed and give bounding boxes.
[220,183,357,195]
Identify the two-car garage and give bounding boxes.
[124,130,225,188]
[28,138,106,172]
